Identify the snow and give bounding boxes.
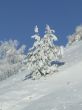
[0,40,82,110]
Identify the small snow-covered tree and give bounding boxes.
[26,25,64,79]
[67,25,82,45]
[0,40,26,81]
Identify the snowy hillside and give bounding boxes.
[0,40,82,110]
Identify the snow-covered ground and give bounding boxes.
[0,40,82,110]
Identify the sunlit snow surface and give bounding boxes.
[0,41,82,110]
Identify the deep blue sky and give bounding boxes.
[0,0,82,48]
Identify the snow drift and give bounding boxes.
[0,39,82,110]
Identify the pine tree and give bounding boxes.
[67,25,82,45]
[26,25,64,79]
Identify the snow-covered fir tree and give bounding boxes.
[67,25,82,45]
[26,25,64,79]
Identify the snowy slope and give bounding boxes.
[0,41,82,110]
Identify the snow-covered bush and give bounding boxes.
[25,25,64,79]
[67,25,82,45]
[0,40,26,81]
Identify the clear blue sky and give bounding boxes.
[0,0,82,48]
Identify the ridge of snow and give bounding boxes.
[0,41,82,110]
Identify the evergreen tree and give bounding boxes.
[67,25,82,45]
[26,25,63,79]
